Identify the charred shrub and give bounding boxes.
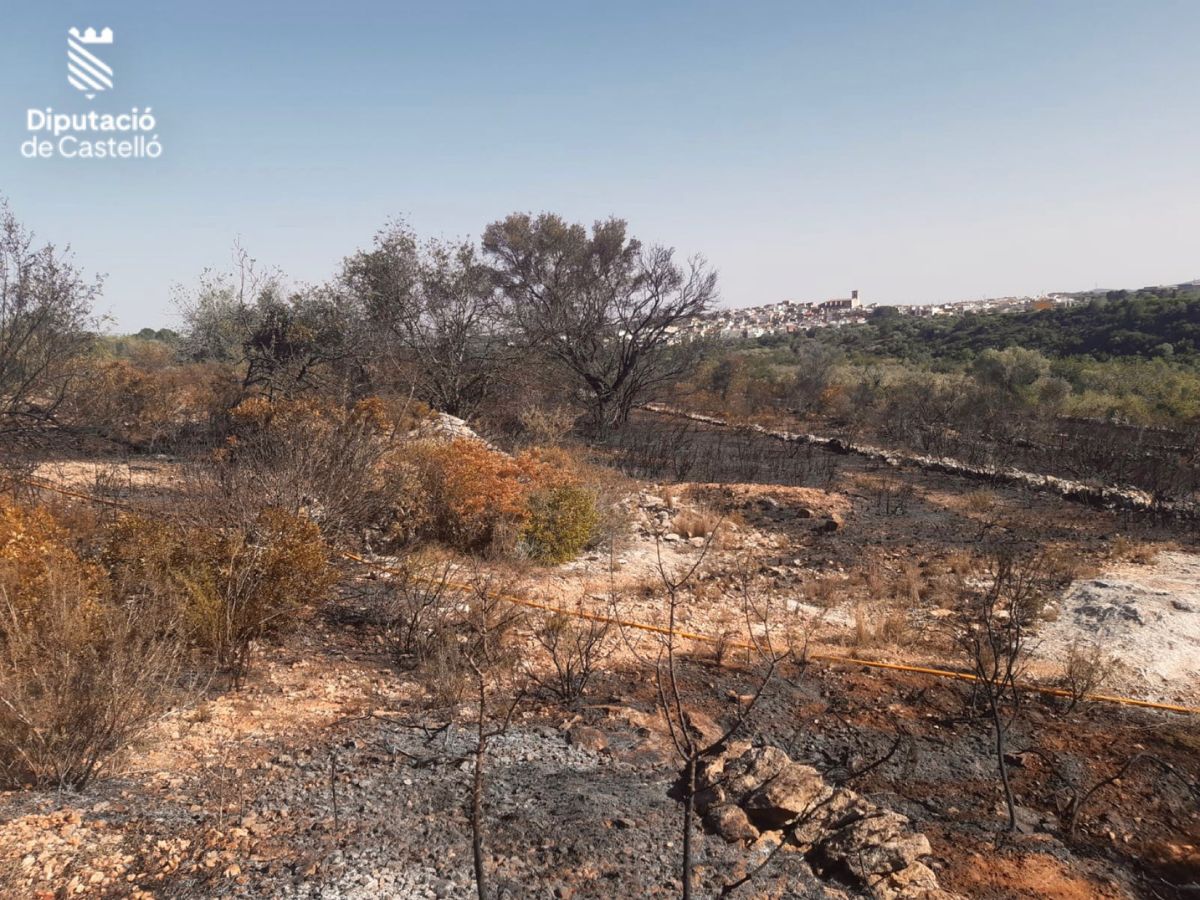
[215,395,397,542]
[530,610,613,703]
[105,508,334,682]
[0,500,184,790]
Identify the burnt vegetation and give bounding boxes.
[0,195,1198,898]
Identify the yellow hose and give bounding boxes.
[17,476,1200,717]
[339,551,1200,717]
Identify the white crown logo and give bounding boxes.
[67,27,114,99]
[68,27,113,45]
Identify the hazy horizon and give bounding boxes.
[3,0,1198,330]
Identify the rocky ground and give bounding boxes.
[1,594,1197,898]
[6,419,1200,897]
[1034,551,1200,705]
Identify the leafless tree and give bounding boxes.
[456,575,527,900]
[483,213,718,433]
[955,547,1047,831]
[643,538,786,898]
[0,199,99,441]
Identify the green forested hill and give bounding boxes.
[824,285,1200,364]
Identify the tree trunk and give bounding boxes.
[988,689,1016,831]
[472,681,489,900]
[682,755,696,899]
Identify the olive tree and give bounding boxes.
[175,243,270,365]
[343,222,508,418]
[240,285,360,398]
[482,213,717,433]
[0,199,99,438]
[177,244,361,398]
[788,338,843,414]
[971,346,1050,397]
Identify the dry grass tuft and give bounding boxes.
[1109,535,1160,566]
[671,506,722,540]
[804,574,843,609]
[851,602,909,649]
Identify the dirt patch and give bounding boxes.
[943,850,1129,899]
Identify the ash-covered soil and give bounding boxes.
[8,424,1200,898]
[1,602,1196,899]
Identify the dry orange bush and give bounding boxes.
[0,500,102,622]
[0,500,183,789]
[227,393,402,442]
[70,358,239,448]
[105,508,334,680]
[398,439,606,560]
[407,438,532,553]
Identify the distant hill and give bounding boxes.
[822,283,1200,364]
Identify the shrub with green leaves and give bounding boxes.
[520,485,599,564]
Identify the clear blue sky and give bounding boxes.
[2,1,1198,330]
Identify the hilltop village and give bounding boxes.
[681,289,1085,339]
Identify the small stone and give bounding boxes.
[817,513,844,533]
[704,803,759,843]
[1007,805,1043,835]
[566,725,608,753]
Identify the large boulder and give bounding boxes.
[742,763,833,830]
[816,808,931,881]
[407,412,500,451]
[689,744,958,900]
[719,745,793,797]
